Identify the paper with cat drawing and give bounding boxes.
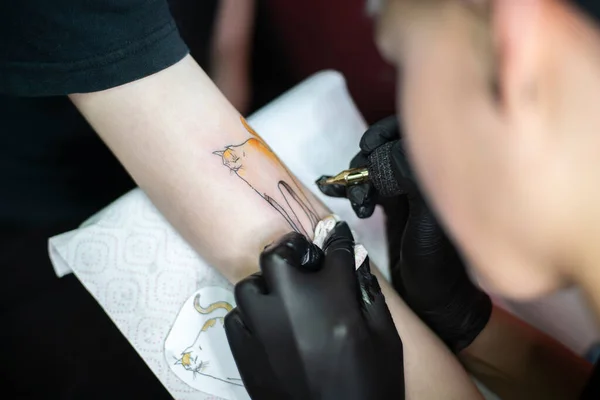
[165,286,250,400]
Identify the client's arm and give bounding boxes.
[71,55,304,284]
[461,305,592,400]
[70,55,482,399]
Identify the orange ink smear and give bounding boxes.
[240,116,261,138]
[246,137,280,164]
[240,116,280,164]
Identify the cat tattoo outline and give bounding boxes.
[213,117,320,237]
[173,293,244,387]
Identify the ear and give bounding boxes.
[492,0,544,114]
[212,150,225,157]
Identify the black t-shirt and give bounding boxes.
[0,0,217,227]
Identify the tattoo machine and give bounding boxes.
[317,140,404,197]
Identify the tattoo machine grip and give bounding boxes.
[319,140,406,197]
[367,140,403,198]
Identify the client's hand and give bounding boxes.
[224,222,405,400]
[318,117,492,353]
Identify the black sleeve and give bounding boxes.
[0,0,189,96]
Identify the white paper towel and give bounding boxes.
[49,70,390,400]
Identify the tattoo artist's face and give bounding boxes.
[376,0,600,299]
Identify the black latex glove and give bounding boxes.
[317,116,492,353]
[224,222,405,400]
[317,116,407,219]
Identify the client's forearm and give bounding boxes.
[460,305,592,399]
[70,55,327,283]
[375,268,483,399]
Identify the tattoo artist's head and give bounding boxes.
[376,0,600,300]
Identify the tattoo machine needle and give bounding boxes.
[317,141,404,198]
[319,168,370,186]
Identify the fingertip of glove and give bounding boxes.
[355,205,376,219]
[261,232,323,272]
[355,258,382,300]
[300,241,324,271]
[234,273,268,302]
[347,184,376,218]
[315,175,330,187]
[224,309,255,347]
[224,308,244,330]
[323,221,355,254]
[263,232,305,255]
[347,184,371,205]
[316,180,347,199]
[360,116,400,153]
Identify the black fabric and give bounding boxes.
[581,360,600,399]
[0,0,218,397]
[0,95,137,226]
[577,0,600,23]
[0,224,173,399]
[0,0,189,96]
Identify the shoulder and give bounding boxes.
[0,0,188,96]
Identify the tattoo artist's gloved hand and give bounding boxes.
[317,116,401,219]
[317,116,492,353]
[224,222,405,400]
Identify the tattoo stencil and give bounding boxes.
[165,287,250,398]
[173,294,243,386]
